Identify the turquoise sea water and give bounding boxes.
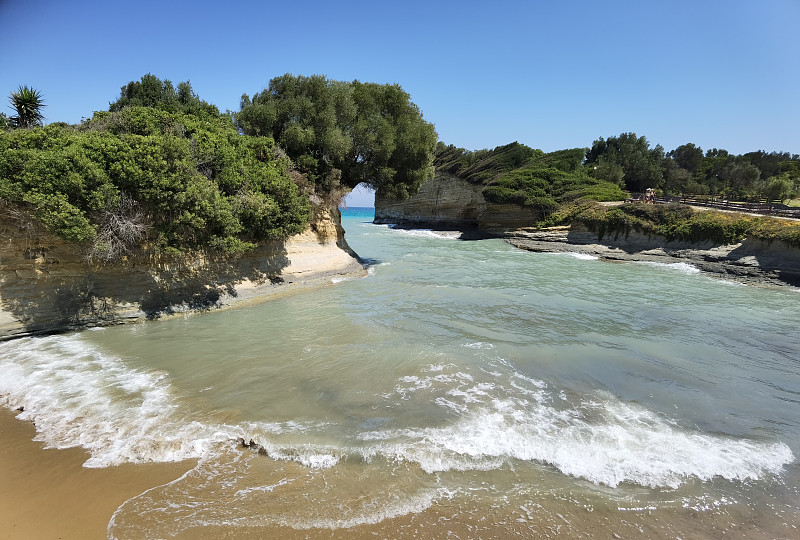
[1,207,798,538]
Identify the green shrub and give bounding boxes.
[0,106,311,257]
[436,142,626,220]
[749,218,800,248]
[666,211,753,244]
[550,202,800,247]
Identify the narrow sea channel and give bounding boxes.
[1,206,798,538]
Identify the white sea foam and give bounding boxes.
[638,261,701,275]
[463,342,495,350]
[366,262,389,274]
[111,452,442,536]
[234,478,294,499]
[545,251,600,261]
[567,252,600,260]
[0,335,353,473]
[364,401,794,488]
[1,335,794,495]
[256,443,341,468]
[293,488,441,529]
[0,335,261,467]
[712,278,746,287]
[387,226,459,239]
[363,367,795,489]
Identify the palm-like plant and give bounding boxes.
[9,85,45,128]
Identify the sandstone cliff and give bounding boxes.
[0,201,365,340]
[506,224,800,288]
[374,171,539,233]
[374,171,800,287]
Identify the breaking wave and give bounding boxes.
[1,336,792,490]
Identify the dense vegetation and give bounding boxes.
[435,134,799,246]
[439,133,799,209]
[1,74,437,259]
[584,133,800,202]
[0,77,310,258]
[3,74,798,258]
[236,74,437,199]
[434,142,626,215]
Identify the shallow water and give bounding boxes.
[1,207,798,538]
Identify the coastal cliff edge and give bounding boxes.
[375,172,800,288]
[0,202,365,340]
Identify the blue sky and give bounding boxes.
[2,0,798,207]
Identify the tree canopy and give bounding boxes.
[585,133,665,193]
[109,73,220,119]
[667,143,703,173]
[236,74,438,199]
[581,133,799,202]
[658,145,799,201]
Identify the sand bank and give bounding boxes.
[0,408,194,540]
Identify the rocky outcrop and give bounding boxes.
[506,223,800,287]
[0,202,365,340]
[374,171,800,287]
[374,171,539,233]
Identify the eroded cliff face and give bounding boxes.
[373,171,800,287]
[0,202,364,340]
[374,171,539,233]
[507,223,800,287]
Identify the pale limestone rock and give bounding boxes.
[507,224,800,287]
[0,202,365,340]
[374,171,800,287]
[375,171,539,233]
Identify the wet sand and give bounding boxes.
[0,408,194,540]
[2,407,796,539]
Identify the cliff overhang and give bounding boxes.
[0,201,365,341]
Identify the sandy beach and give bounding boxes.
[0,408,194,540]
[2,391,793,539]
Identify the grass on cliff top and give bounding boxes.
[434,143,626,214]
[546,202,800,248]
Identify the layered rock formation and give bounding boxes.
[0,202,365,340]
[374,171,800,288]
[374,171,539,233]
[506,224,800,287]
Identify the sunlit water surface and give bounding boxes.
[1,207,798,538]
